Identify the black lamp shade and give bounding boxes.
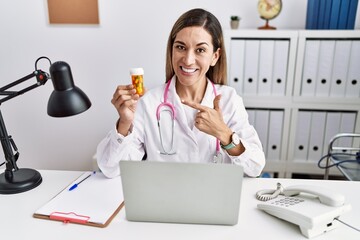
[47,61,91,117]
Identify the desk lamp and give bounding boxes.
[0,56,91,194]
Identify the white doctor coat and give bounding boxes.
[97,77,265,178]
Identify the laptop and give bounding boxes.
[119,160,244,225]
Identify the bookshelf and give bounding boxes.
[225,29,360,178]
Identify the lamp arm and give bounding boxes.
[0,70,49,105]
[0,109,19,178]
[0,68,49,178]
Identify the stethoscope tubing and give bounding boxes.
[156,78,221,159]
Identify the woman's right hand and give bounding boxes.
[111,84,140,135]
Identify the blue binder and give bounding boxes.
[338,0,351,29]
[329,0,341,29]
[347,0,359,29]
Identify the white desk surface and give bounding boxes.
[0,170,359,240]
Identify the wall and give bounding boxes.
[0,0,359,171]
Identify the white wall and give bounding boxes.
[0,0,359,171]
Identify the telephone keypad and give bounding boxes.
[270,197,304,207]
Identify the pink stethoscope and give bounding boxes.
[156,78,223,163]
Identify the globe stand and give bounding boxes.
[258,19,276,30]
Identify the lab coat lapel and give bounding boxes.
[200,79,217,108]
[167,77,198,146]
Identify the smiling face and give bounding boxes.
[172,26,220,89]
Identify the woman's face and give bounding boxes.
[172,26,220,87]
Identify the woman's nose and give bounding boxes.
[184,50,196,65]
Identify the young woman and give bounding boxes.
[97,8,265,178]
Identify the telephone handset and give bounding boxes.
[256,183,352,239]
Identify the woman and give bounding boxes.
[97,8,265,178]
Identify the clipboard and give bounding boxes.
[33,171,124,228]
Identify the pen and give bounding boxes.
[69,171,96,191]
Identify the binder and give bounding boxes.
[301,40,320,96]
[229,39,245,95]
[247,108,256,126]
[307,111,326,162]
[257,40,275,95]
[330,40,351,97]
[337,0,351,29]
[306,0,319,29]
[347,0,359,29]
[318,0,327,29]
[266,110,283,161]
[323,0,333,29]
[272,40,289,96]
[243,40,260,95]
[255,110,270,154]
[315,40,335,97]
[322,112,341,156]
[345,40,360,97]
[34,172,124,228]
[329,0,341,29]
[294,111,312,161]
[338,112,357,148]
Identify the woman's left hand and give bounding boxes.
[182,95,232,143]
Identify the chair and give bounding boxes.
[323,133,360,180]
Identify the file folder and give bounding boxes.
[267,110,283,161]
[347,0,359,29]
[33,172,124,228]
[255,110,270,155]
[301,40,320,96]
[322,112,341,156]
[315,40,335,97]
[257,40,275,95]
[308,111,326,162]
[345,40,360,97]
[329,0,341,29]
[243,40,260,95]
[272,40,289,96]
[337,0,351,29]
[247,109,256,126]
[229,39,245,95]
[294,111,312,161]
[338,112,357,148]
[330,40,351,97]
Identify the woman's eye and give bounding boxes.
[175,45,185,50]
[197,48,206,53]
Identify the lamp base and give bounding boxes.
[0,168,42,194]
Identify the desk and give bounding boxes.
[1,170,359,240]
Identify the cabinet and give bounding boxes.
[225,30,360,178]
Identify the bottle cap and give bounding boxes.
[130,68,144,75]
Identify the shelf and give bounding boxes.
[226,30,360,179]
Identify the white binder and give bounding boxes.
[255,110,270,155]
[338,112,357,148]
[308,112,326,162]
[301,40,320,96]
[322,112,341,156]
[247,109,256,126]
[229,39,245,95]
[294,111,312,161]
[315,40,335,97]
[243,40,260,95]
[266,110,283,161]
[272,40,289,96]
[257,40,275,95]
[329,40,351,97]
[345,40,360,97]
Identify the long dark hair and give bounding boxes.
[165,8,227,84]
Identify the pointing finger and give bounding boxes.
[181,99,208,112]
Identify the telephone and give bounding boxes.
[256,183,352,239]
